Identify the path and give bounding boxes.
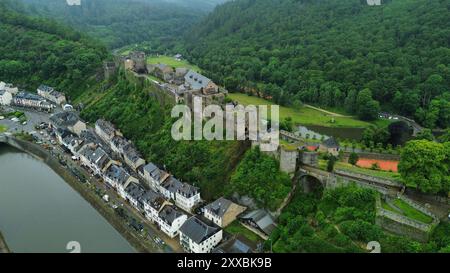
[304,104,353,117]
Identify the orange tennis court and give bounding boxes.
[356,158,399,172]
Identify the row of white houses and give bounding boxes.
[51,114,225,252]
[0,82,67,111]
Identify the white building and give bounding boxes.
[159,176,183,200]
[204,197,246,228]
[139,190,167,223]
[139,163,170,191]
[123,182,146,211]
[157,204,188,238]
[0,90,13,106]
[37,85,67,105]
[0,82,18,95]
[103,163,137,190]
[50,111,87,136]
[13,91,53,111]
[175,183,201,213]
[95,119,122,142]
[78,145,114,176]
[179,216,223,253]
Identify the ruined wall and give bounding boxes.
[279,147,298,175]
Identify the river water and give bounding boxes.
[0,144,135,253]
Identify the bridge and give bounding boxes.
[296,164,403,196]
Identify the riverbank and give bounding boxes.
[0,135,161,253]
[0,231,10,253]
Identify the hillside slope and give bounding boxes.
[0,0,107,97]
[184,0,450,128]
[15,0,218,49]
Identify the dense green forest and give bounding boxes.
[79,70,247,200]
[0,0,107,95]
[271,184,450,253]
[227,148,291,211]
[183,0,450,128]
[13,0,225,49]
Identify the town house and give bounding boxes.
[159,176,183,200]
[139,190,167,223]
[179,216,223,253]
[78,145,115,176]
[0,90,13,106]
[124,182,146,210]
[122,143,146,171]
[0,82,18,95]
[157,204,188,238]
[50,111,87,136]
[37,85,67,105]
[204,197,246,228]
[175,183,201,213]
[13,91,53,111]
[139,163,170,191]
[95,119,122,142]
[103,163,138,190]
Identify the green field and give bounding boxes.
[382,199,434,224]
[225,221,263,244]
[147,55,201,72]
[227,93,371,128]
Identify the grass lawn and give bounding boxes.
[225,221,263,244]
[147,55,201,72]
[385,199,434,224]
[227,93,371,128]
[334,162,403,182]
[0,124,7,133]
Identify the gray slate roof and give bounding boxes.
[96,119,116,136]
[179,216,220,244]
[322,137,339,148]
[15,91,46,102]
[184,70,212,90]
[105,164,130,185]
[177,183,199,198]
[162,176,183,194]
[50,111,81,128]
[125,182,146,201]
[143,163,167,182]
[158,205,185,225]
[138,190,165,210]
[204,197,233,218]
[241,209,276,235]
[38,84,54,92]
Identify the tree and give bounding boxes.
[356,89,380,121]
[415,129,434,141]
[327,156,337,172]
[438,129,450,143]
[398,140,450,194]
[348,152,359,166]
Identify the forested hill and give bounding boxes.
[184,0,450,129]
[15,0,222,49]
[0,0,107,97]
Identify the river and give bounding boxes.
[0,144,135,253]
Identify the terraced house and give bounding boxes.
[103,163,138,190]
[13,91,53,112]
[95,119,122,142]
[37,85,67,105]
[156,205,188,238]
[50,111,87,136]
[179,216,223,253]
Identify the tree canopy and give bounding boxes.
[398,140,450,194]
[183,0,450,128]
[0,0,107,95]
